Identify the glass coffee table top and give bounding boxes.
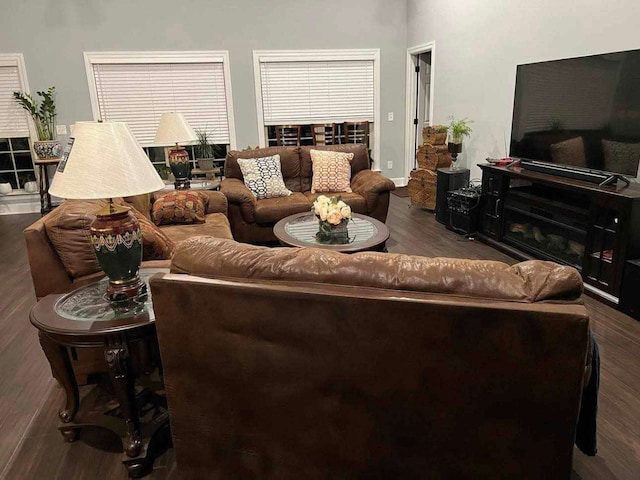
[54,269,164,322]
[275,212,389,252]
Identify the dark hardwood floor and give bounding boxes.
[1,196,639,479]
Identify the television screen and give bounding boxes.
[510,48,640,178]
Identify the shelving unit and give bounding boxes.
[478,164,640,303]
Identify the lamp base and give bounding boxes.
[169,144,191,190]
[90,200,144,302]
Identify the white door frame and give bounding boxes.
[404,42,436,184]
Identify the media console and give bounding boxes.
[478,163,640,304]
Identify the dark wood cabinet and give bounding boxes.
[478,164,640,303]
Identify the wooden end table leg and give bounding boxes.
[38,331,79,425]
[105,336,142,458]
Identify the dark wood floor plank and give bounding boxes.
[1,198,640,479]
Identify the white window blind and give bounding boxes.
[0,64,30,138]
[259,60,375,125]
[92,62,230,146]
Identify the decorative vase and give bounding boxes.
[33,140,62,160]
[316,218,350,244]
[0,183,12,194]
[24,181,38,193]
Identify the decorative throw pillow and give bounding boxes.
[310,149,354,193]
[151,191,208,226]
[550,137,586,168]
[237,155,292,199]
[602,139,640,176]
[130,209,175,260]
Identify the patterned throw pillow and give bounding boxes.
[310,149,354,193]
[550,137,586,168]
[602,139,640,176]
[237,155,292,199]
[151,191,209,226]
[130,209,175,260]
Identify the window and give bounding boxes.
[84,51,236,161]
[0,54,35,190]
[253,49,380,168]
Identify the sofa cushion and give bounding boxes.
[152,191,209,226]
[253,192,311,224]
[602,139,640,176]
[225,147,301,192]
[172,238,584,302]
[160,213,234,244]
[130,209,175,260]
[44,200,104,278]
[300,144,369,192]
[550,137,587,168]
[237,155,292,200]
[303,192,367,214]
[310,149,354,193]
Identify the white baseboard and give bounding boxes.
[0,192,40,215]
[390,177,407,187]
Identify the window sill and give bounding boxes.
[0,189,39,197]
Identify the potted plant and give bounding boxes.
[194,128,217,171]
[447,117,473,170]
[13,87,61,160]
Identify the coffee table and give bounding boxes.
[274,212,389,253]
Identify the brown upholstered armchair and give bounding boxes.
[220,145,395,243]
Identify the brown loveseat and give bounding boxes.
[24,190,232,300]
[220,144,396,243]
[150,237,592,479]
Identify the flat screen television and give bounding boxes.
[510,48,640,181]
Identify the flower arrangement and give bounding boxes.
[312,195,352,243]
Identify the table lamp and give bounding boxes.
[154,112,197,190]
[49,121,165,301]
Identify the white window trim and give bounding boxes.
[0,53,37,141]
[253,49,381,170]
[83,51,237,150]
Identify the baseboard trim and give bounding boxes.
[0,193,40,215]
[390,177,407,187]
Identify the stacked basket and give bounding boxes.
[408,126,452,209]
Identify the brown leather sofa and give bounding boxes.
[150,237,592,479]
[220,145,396,243]
[23,190,232,300]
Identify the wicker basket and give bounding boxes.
[408,169,437,209]
[416,144,452,171]
[422,126,448,146]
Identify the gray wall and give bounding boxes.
[0,0,408,179]
[407,0,640,180]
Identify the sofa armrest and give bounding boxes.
[24,216,73,299]
[200,190,228,216]
[220,178,256,223]
[351,169,396,197]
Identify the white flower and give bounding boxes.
[337,200,347,209]
[318,204,329,221]
[326,210,343,225]
[340,205,352,219]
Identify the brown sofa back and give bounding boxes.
[150,237,590,479]
[225,144,371,193]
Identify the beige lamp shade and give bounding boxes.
[154,112,197,145]
[49,121,165,199]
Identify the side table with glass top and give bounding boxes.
[273,212,390,253]
[30,268,170,479]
